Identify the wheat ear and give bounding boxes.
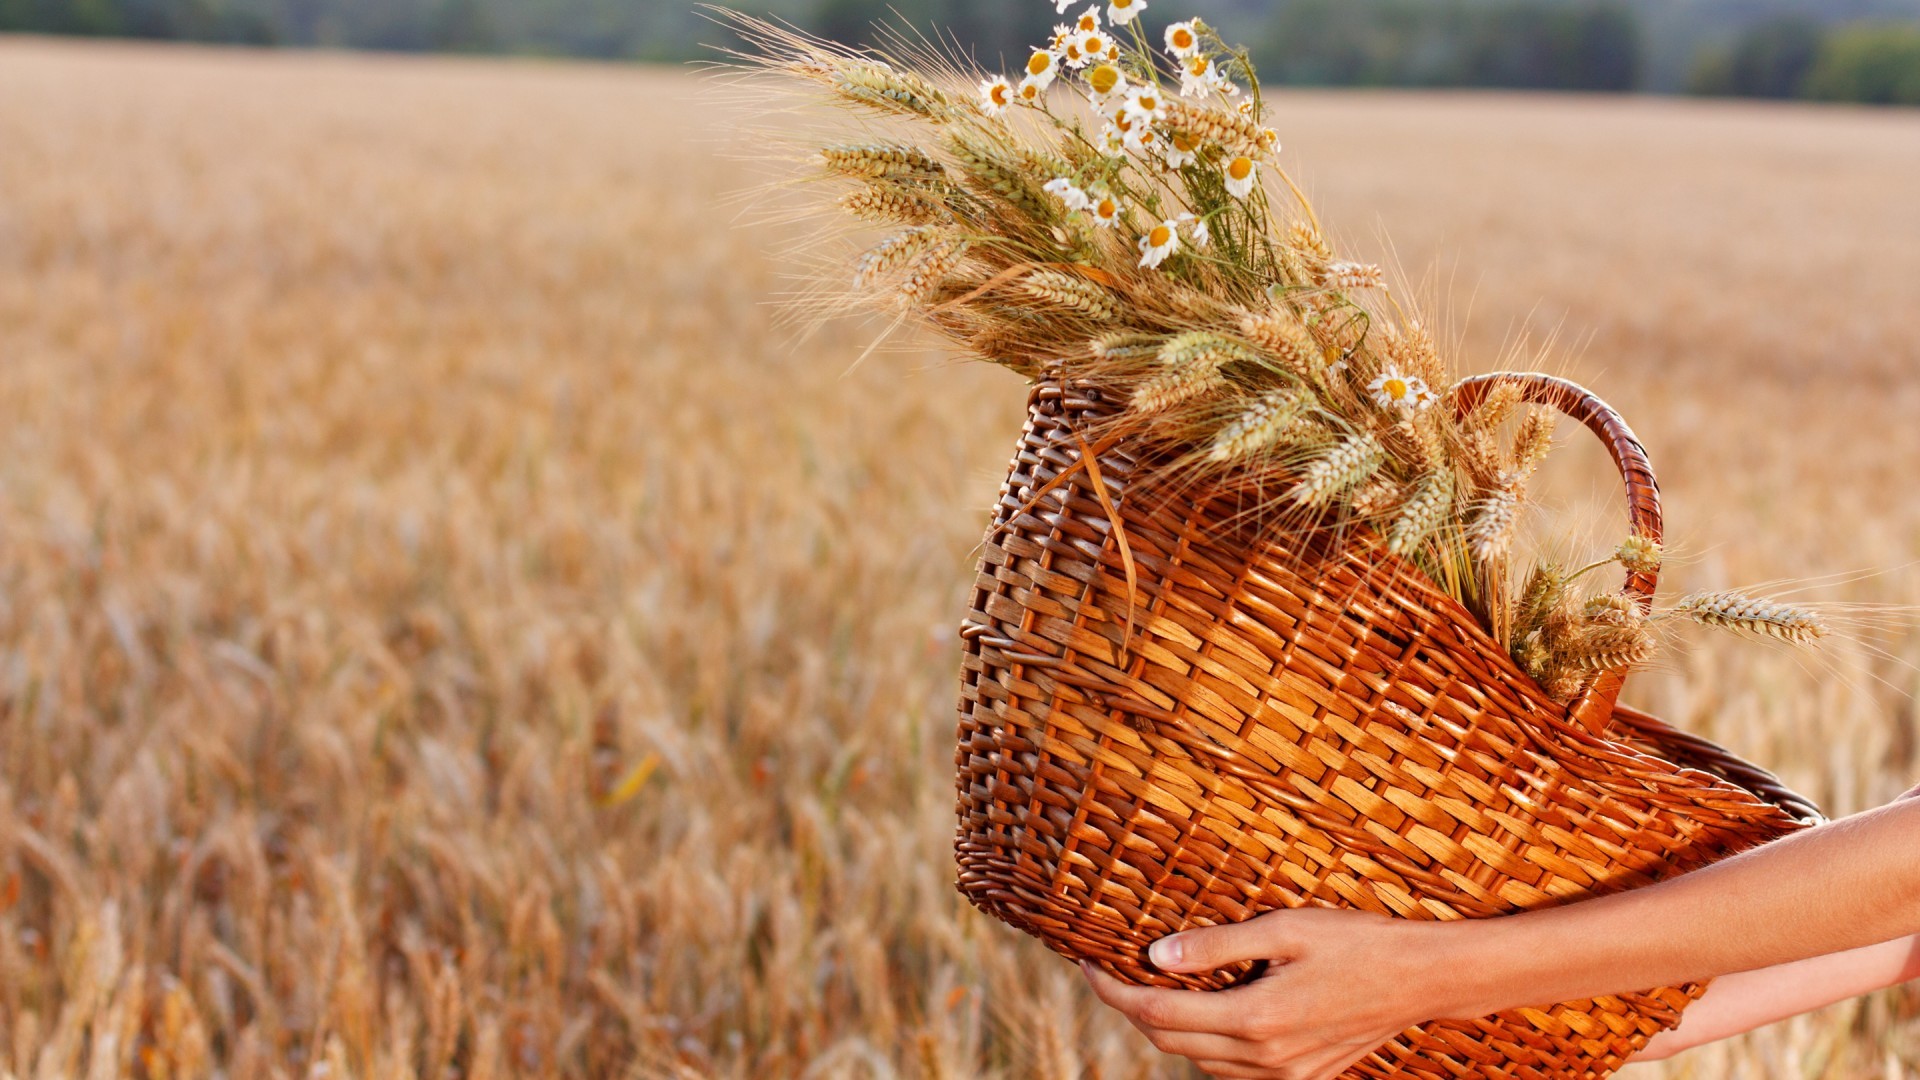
[1670,592,1826,643]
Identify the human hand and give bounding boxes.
[1078,908,1462,1080]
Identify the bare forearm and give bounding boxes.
[1637,934,1920,1060]
[1431,797,1920,1021]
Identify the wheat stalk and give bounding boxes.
[854,227,944,288]
[1021,270,1118,321]
[1207,389,1311,461]
[840,184,945,225]
[821,144,944,181]
[1670,591,1827,643]
[1387,469,1453,555]
[1293,433,1384,507]
[1239,310,1322,382]
[1466,482,1520,561]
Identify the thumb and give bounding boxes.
[1149,914,1297,974]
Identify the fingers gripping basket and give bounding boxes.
[954,373,1820,1078]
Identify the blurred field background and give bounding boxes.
[2,33,1920,1080]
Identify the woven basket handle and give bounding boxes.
[1451,372,1663,734]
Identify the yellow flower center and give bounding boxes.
[1096,198,1116,218]
[1028,51,1053,76]
[1138,93,1159,111]
[1148,225,1172,247]
[1019,82,1040,100]
[1383,378,1408,400]
[990,83,1010,106]
[1088,64,1121,95]
[1170,27,1194,49]
[1228,156,1253,181]
[1082,34,1104,54]
[1115,0,1134,8]
[1188,56,1210,77]
[1172,132,1196,152]
[1078,13,1097,31]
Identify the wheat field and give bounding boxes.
[1,35,1918,1080]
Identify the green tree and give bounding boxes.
[1803,23,1920,104]
[1688,16,1824,98]
[1259,0,1641,91]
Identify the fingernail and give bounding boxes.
[1149,936,1182,968]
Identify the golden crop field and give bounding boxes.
[2,34,1919,1080]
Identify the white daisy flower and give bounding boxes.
[1163,19,1201,58]
[1023,48,1060,89]
[1224,154,1257,198]
[1075,29,1117,66]
[1060,36,1087,68]
[1050,24,1073,50]
[1075,6,1100,32]
[1162,130,1198,169]
[1089,191,1121,227]
[979,75,1013,116]
[1098,121,1126,154]
[1120,84,1165,124]
[1177,212,1211,249]
[1016,75,1047,103]
[1138,218,1181,268]
[1107,0,1145,26]
[1043,177,1092,212]
[1369,369,1432,412]
[1083,61,1127,103]
[1178,55,1215,97]
[1122,121,1160,156]
[1258,126,1280,152]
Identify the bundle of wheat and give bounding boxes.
[722,8,1828,1076]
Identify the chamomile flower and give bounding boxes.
[1043,177,1092,212]
[1138,218,1181,268]
[1060,36,1086,68]
[1178,55,1214,97]
[1050,24,1073,50]
[1099,122,1127,154]
[1074,28,1117,65]
[1176,212,1211,248]
[1016,75,1047,103]
[1088,190,1122,227]
[1258,126,1281,152]
[1368,369,1432,413]
[979,75,1013,115]
[1162,130,1198,169]
[1083,61,1127,102]
[1107,0,1145,26]
[1122,121,1161,156]
[1224,154,1257,198]
[1023,48,1060,89]
[1121,84,1165,124]
[1075,6,1100,32]
[1163,19,1201,58]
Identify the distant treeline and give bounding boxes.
[3,0,1918,104]
[1689,17,1920,104]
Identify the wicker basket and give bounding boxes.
[954,373,1821,1078]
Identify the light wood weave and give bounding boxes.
[954,375,1820,1078]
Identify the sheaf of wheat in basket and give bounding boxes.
[722,7,1830,1075]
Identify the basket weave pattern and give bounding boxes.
[954,377,1819,1078]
